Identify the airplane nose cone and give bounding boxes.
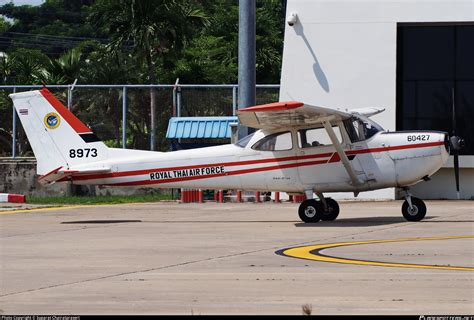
[389,131,450,186]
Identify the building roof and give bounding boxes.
[166,116,238,139]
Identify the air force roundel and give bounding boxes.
[44,112,61,129]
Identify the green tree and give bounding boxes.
[0,1,100,56]
[39,48,83,84]
[8,48,48,84]
[90,0,209,150]
[171,0,284,84]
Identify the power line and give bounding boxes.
[0,32,133,51]
[4,32,111,42]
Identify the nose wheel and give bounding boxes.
[401,188,427,221]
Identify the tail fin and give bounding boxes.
[10,89,109,175]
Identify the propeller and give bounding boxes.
[450,88,465,199]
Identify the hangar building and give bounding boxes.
[280,0,474,199]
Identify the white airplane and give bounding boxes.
[10,88,457,223]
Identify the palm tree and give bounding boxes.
[39,48,83,85]
[90,0,208,150]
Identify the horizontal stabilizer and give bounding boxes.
[38,166,111,185]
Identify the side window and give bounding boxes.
[298,126,342,148]
[252,131,293,151]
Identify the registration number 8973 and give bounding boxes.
[407,134,430,142]
[69,148,97,158]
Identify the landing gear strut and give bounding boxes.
[320,198,340,221]
[298,192,340,223]
[401,188,427,221]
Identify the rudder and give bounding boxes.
[10,89,109,175]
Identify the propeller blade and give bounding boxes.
[451,87,461,199]
[451,88,456,136]
[453,150,460,200]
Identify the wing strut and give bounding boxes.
[322,121,363,190]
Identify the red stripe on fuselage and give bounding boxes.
[40,89,92,134]
[346,141,443,155]
[67,151,334,182]
[68,140,444,185]
[106,159,328,186]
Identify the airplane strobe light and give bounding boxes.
[10,89,453,223]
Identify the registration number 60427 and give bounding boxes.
[407,134,430,142]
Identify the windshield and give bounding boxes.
[343,116,384,142]
[234,132,255,148]
[359,116,384,139]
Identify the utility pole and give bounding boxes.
[237,0,256,139]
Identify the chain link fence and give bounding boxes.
[0,84,280,157]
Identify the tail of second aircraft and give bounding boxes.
[10,89,109,176]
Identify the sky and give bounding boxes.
[0,0,44,6]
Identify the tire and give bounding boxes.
[298,199,322,223]
[402,197,427,221]
[320,198,340,221]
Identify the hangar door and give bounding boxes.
[396,24,474,155]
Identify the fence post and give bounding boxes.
[11,87,16,159]
[177,85,182,117]
[172,86,176,117]
[67,85,72,110]
[232,86,237,116]
[122,86,127,149]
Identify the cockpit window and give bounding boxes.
[235,132,255,148]
[298,125,342,148]
[252,131,293,151]
[343,116,384,142]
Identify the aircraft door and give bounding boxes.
[296,125,363,188]
[241,130,299,192]
[343,117,395,187]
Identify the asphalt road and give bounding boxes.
[0,200,473,315]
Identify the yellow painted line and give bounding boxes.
[0,205,91,215]
[0,202,153,215]
[280,236,474,271]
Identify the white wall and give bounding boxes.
[408,168,474,200]
[280,0,474,199]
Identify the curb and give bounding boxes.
[0,193,26,203]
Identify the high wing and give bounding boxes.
[237,101,385,193]
[237,101,384,129]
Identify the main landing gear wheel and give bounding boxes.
[320,198,340,221]
[402,197,426,221]
[298,199,322,223]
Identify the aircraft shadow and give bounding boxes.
[295,216,436,227]
[62,220,142,224]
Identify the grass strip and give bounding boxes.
[27,193,173,205]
